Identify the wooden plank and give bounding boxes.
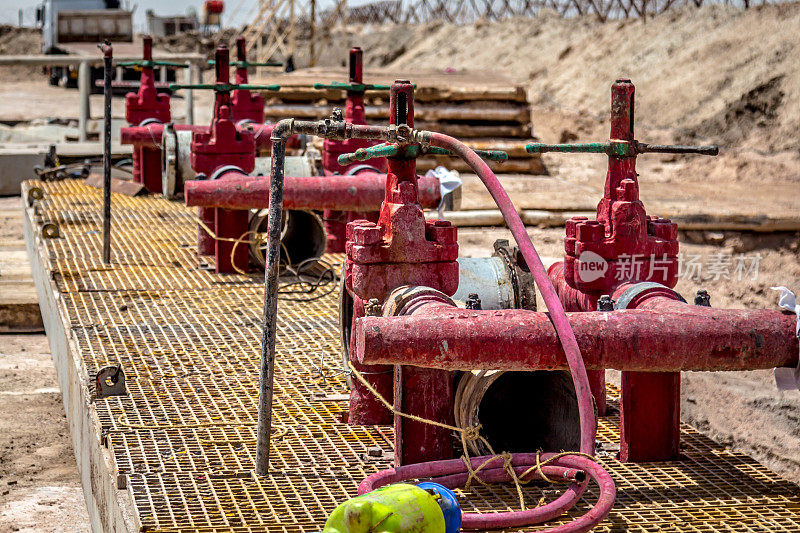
[84,175,146,196]
[263,102,531,123]
[0,247,43,333]
[253,68,528,102]
[416,156,547,175]
[430,209,800,232]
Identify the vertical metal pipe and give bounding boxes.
[100,43,113,264]
[255,134,287,476]
[78,60,90,142]
[185,61,195,125]
[309,0,316,67]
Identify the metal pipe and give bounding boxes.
[0,53,204,67]
[120,122,274,149]
[185,61,195,125]
[78,60,90,142]
[99,43,113,264]
[183,173,442,211]
[353,297,799,372]
[257,116,615,531]
[415,129,597,458]
[255,125,288,476]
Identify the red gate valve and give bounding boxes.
[168,45,276,274]
[344,81,459,301]
[207,37,282,124]
[344,83,459,467]
[314,47,391,175]
[526,79,719,295]
[120,35,186,126]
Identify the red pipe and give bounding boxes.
[353,299,798,371]
[360,452,615,531]
[120,122,276,150]
[184,173,442,211]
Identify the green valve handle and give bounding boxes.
[338,143,508,166]
[426,146,509,161]
[208,60,283,68]
[169,83,281,92]
[118,60,190,68]
[526,140,719,157]
[313,81,393,93]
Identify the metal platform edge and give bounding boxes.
[22,181,138,533]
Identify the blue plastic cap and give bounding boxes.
[417,482,462,533]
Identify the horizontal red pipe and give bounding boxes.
[120,123,275,150]
[353,298,798,372]
[184,173,442,211]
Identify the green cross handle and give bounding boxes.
[313,81,393,93]
[168,83,281,92]
[117,60,190,68]
[337,143,509,166]
[208,60,283,68]
[526,141,718,157]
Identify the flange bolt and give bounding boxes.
[598,294,615,311]
[465,293,482,310]
[694,289,711,307]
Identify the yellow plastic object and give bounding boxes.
[323,484,446,533]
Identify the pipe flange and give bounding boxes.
[493,239,536,311]
[209,165,246,181]
[383,286,456,317]
[614,281,686,310]
[138,118,163,127]
[346,164,383,176]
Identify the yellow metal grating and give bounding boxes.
[27,178,800,532]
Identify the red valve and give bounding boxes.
[125,35,172,192]
[191,45,256,275]
[344,81,458,466]
[230,37,265,124]
[322,47,389,252]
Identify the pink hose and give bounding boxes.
[360,453,616,532]
[362,130,614,531]
[423,131,596,454]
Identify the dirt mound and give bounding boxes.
[308,3,800,153]
[152,28,240,58]
[0,25,41,55]
[0,25,43,80]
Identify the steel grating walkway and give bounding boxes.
[23,178,800,532]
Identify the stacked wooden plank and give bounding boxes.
[253,67,545,174]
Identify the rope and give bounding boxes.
[347,361,599,511]
[193,215,337,301]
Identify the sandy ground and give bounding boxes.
[0,335,90,532]
[0,196,90,532]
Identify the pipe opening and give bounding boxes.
[249,209,327,269]
[456,370,583,456]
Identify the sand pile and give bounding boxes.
[0,25,42,80]
[309,3,800,153]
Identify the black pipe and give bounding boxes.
[99,40,113,264]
